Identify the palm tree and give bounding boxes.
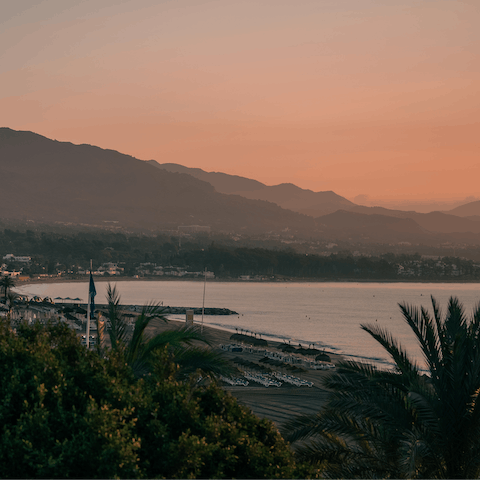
[6,291,18,316]
[105,283,128,350]
[283,296,480,479]
[105,283,234,379]
[1,275,15,304]
[4,291,19,328]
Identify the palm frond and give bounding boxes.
[286,295,480,479]
[445,296,467,342]
[126,325,208,377]
[105,283,129,350]
[282,412,327,443]
[398,302,442,380]
[173,347,236,379]
[126,301,167,363]
[361,323,419,379]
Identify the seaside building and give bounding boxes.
[3,254,31,263]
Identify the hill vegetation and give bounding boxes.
[0,319,314,478]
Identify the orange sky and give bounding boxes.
[1,0,479,202]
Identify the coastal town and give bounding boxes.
[2,246,480,283]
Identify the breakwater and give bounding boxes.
[161,306,238,315]
[93,304,238,316]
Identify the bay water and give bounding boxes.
[16,280,480,369]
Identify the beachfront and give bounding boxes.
[18,279,480,370]
[146,317,342,427]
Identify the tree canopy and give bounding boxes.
[0,319,311,478]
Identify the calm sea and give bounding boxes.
[16,280,480,369]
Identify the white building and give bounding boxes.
[3,254,31,263]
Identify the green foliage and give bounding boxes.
[0,321,140,478]
[0,320,306,478]
[283,296,480,478]
[105,282,129,350]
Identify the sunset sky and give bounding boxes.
[1,0,479,203]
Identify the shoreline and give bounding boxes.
[149,318,343,427]
[159,318,345,363]
[15,275,480,287]
[14,277,476,376]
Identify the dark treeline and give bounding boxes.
[181,246,480,280]
[1,229,182,275]
[2,229,480,280]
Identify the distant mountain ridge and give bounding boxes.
[0,128,314,234]
[2,128,480,245]
[347,206,480,234]
[148,162,265,193]
[150,161,480,236]
[446,200,480,219]
[149,161,355,216]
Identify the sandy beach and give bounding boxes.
[146,317,341,428]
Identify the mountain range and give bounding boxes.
[150,162,480,236]
[2,127,480,244]
[148,161,356,217]
[0,128,314,234]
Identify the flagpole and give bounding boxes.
[201,267,206,334]
[86,259,92,349]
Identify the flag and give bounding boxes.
[89,272,96,318]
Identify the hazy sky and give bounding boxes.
[1,0,479,201]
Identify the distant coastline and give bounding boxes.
[15,274,480,287]
[16,278,480,370]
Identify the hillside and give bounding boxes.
[3,128,480,245]
[447,200,480,219]
[315,210,429,243]
[150,161,355,216]
[150,161,480,237]
[148,162,265,193]
[0,128,314,234]
[346,206,480,234]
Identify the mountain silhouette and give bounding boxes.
[149,161,355,216]
[150,161,480,235]
[346,205,480,234]
[0,128,314,234]
[2,128,480,244]
[446,200,480,221]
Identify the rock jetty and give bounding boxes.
[94,304,238,315]
[158,306,238,316]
